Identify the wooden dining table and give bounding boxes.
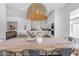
[0,37,79,55]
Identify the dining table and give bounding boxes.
[0,37,79,55]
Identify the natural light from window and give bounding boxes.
[70,8,79,38]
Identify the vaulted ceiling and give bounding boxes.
[6,3,68,19]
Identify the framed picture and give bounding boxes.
[7,21,17,31]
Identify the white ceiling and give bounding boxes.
[6,3,68,19]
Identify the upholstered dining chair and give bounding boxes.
[0,50,16,56]
[46,48,63,56]
[22,49,47,56]
[0,50,3,56]
[52,48,75,56]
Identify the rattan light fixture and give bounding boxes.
[27,3,48,21]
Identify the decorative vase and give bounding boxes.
[36,37,43,43]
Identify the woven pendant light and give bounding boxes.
[27,3,48,21]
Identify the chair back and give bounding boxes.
[62,48,74,56]
[0,51,3,56]
[38,49,47,56]
[52,48,63,56]
[1,50,16,56]
[29,49,39,56]
[52,48,74,56]
[22,49,47,56]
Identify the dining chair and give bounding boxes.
[22,49,47,56]
[0,50,3,56]
[1,50,16,56]
[48,48,63,56]
[39,49,47,56]
[45,50,55,56]
[52,48,75,56]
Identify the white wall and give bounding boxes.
[7,16,55,35]
[7,17,31,35]
[55,9,70,38]
[0,3,6,40]
[54,3,79,38]
[70,8,79,19]
[47,12,54,28]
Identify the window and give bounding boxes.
[70,8,79,38]
[71,23,79,38]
